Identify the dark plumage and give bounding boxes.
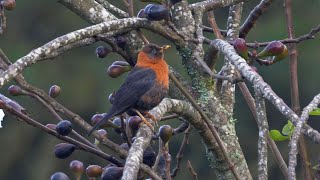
[88,43,170,136]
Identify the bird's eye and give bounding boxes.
[152,49,157,54]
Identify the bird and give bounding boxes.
[88,43,170,136]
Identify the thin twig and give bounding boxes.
[237,80,289,178]
[27,92,98,149]
[186,160,198,180]
[120,116,132,147]
[160,114,180,121]
[0,6,6,35]
[152,138,163,172]
[202,25,227,36]
[171,125,192,177]
[245,24,320,48]
[284,0,313,179]
[207,11,224,39]
[126,0,149,44]
[95,0,129,18]
[173,121,189,135]
[0,96,124,167]
[163,145,172,180]
[239,0,273,38]
[204,11,222,69]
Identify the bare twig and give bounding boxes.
[239,0,273,38]
[160,114,180,121]
[207,11,224,39]
[95,0,129,18]
[163,145,172,180]
[202,25,227,36]
[284,0,313,179]
[219,3,243,111]
[0,6,6,35]
[126,0,149,44]
[171,125,192,177]
[0,95,124,167]
[245,24,320,48]
[186,160,198,180]
[27,92,98,149]
[237,80,288,178]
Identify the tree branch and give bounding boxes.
[0,18,181,88]
[95,0,129,18]
[239,0,273,38]
[210,39,320,144]
[254,87,269,180]
[288,94,320,179]
[189,0,250,12]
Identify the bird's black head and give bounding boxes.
[142,43,170,60]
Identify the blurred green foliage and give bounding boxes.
[1,0,320,179]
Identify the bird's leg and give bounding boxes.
[144,112,158,126]
[134,109,155,132]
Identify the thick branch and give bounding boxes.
[122,98,218,179]
[122,124,154,180]
[0,18,181,88]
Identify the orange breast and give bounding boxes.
[136,52,169,89]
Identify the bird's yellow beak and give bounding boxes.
[160,45,171,52]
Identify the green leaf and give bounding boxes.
[269,130,289,141]
[310,108,320,116]
[282,120,295,136]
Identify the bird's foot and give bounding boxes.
[144,112,158,126]
[135,110,155,132]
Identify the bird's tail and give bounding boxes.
[87,112,114,136]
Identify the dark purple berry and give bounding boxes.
[112,118,122,134]
[50,172,70,180]
[143,146,156,167]
[54,143,76,159]
[96,46,111,58]
[97,129,107,138]
[101,167,124,180]
[144,4,169,21]
[49,85,61,98]
[8,85,24,96]
[56,120,72,136]
[69,160,84,179]
[137,9,146,18]
[115,36,127,49]
[128,116,142,132]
